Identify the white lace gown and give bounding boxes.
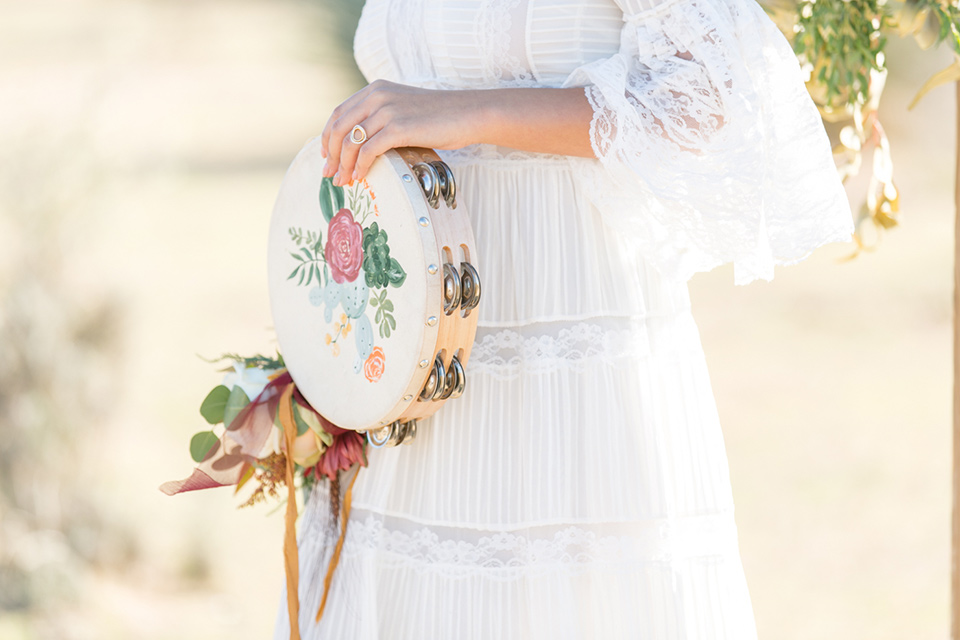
[275,0,853,637]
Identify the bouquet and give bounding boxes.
[161,354,368,635]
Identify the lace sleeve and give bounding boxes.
[563,0,853,285]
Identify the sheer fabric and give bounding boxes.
[274,1,851,638]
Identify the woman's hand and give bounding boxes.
[321,80,596,185]
[321,80,481,186]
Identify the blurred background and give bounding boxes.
[0,0,954,638]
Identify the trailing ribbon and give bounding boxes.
[278,383,302,640]
[317,465,360,623]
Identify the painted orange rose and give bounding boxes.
[363,347,385,382]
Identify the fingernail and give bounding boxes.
[352,170,358,182]
[333,172,340,186]
[320,147,327,159]
[323,161,330,176]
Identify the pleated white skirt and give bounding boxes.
[274,147,758,639]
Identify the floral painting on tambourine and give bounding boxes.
[285,176,406,382]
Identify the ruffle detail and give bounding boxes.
[275,493,759,640]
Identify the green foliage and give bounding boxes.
[199,385,231,424]
[189,431,220,463]
[793,0,888,110]
[206,353,285,370]
[223,385,250,429]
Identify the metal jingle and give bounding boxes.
[459,261,481,313]
[390,419,406,446]
[431,355,446,401]
[418,361,440,401]
[442,263,461,315]
[430,160,457,209]
[368,424,393,448]
[448,355,466,399]
[438,361,457,400]
[402,420,418,444]
[430,161,448,196]
[412,162,441,208]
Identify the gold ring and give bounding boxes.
[350,124,367,145]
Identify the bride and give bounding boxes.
[276,0,852,637]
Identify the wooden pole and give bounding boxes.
[953,78,960,640]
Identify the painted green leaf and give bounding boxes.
[375,307,383,323]
[369,295,379,307]
[190,431,220,463]
[381,299,394,312]
[223,385,251,429]
[386,314,396,330]
[290,251,304,262]
[200,385,231,424]
[306,263,314,285]
[386,258,407,287]
[319,177,345,222]
[287,265,300,280]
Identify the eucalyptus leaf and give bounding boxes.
[200,385,231,424]
[223,385,251,429]
[189,431,220,463]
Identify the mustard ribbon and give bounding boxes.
[279,382,362,638]
[279,384,302,640]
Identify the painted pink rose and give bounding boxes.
[325,208,364,283]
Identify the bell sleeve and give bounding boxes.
[563,0,854,285]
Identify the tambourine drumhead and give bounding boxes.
[267,139,475,432]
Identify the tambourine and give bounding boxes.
[267,139,480,447]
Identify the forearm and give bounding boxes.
[469,87,595,158]
[322,81,597,185]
